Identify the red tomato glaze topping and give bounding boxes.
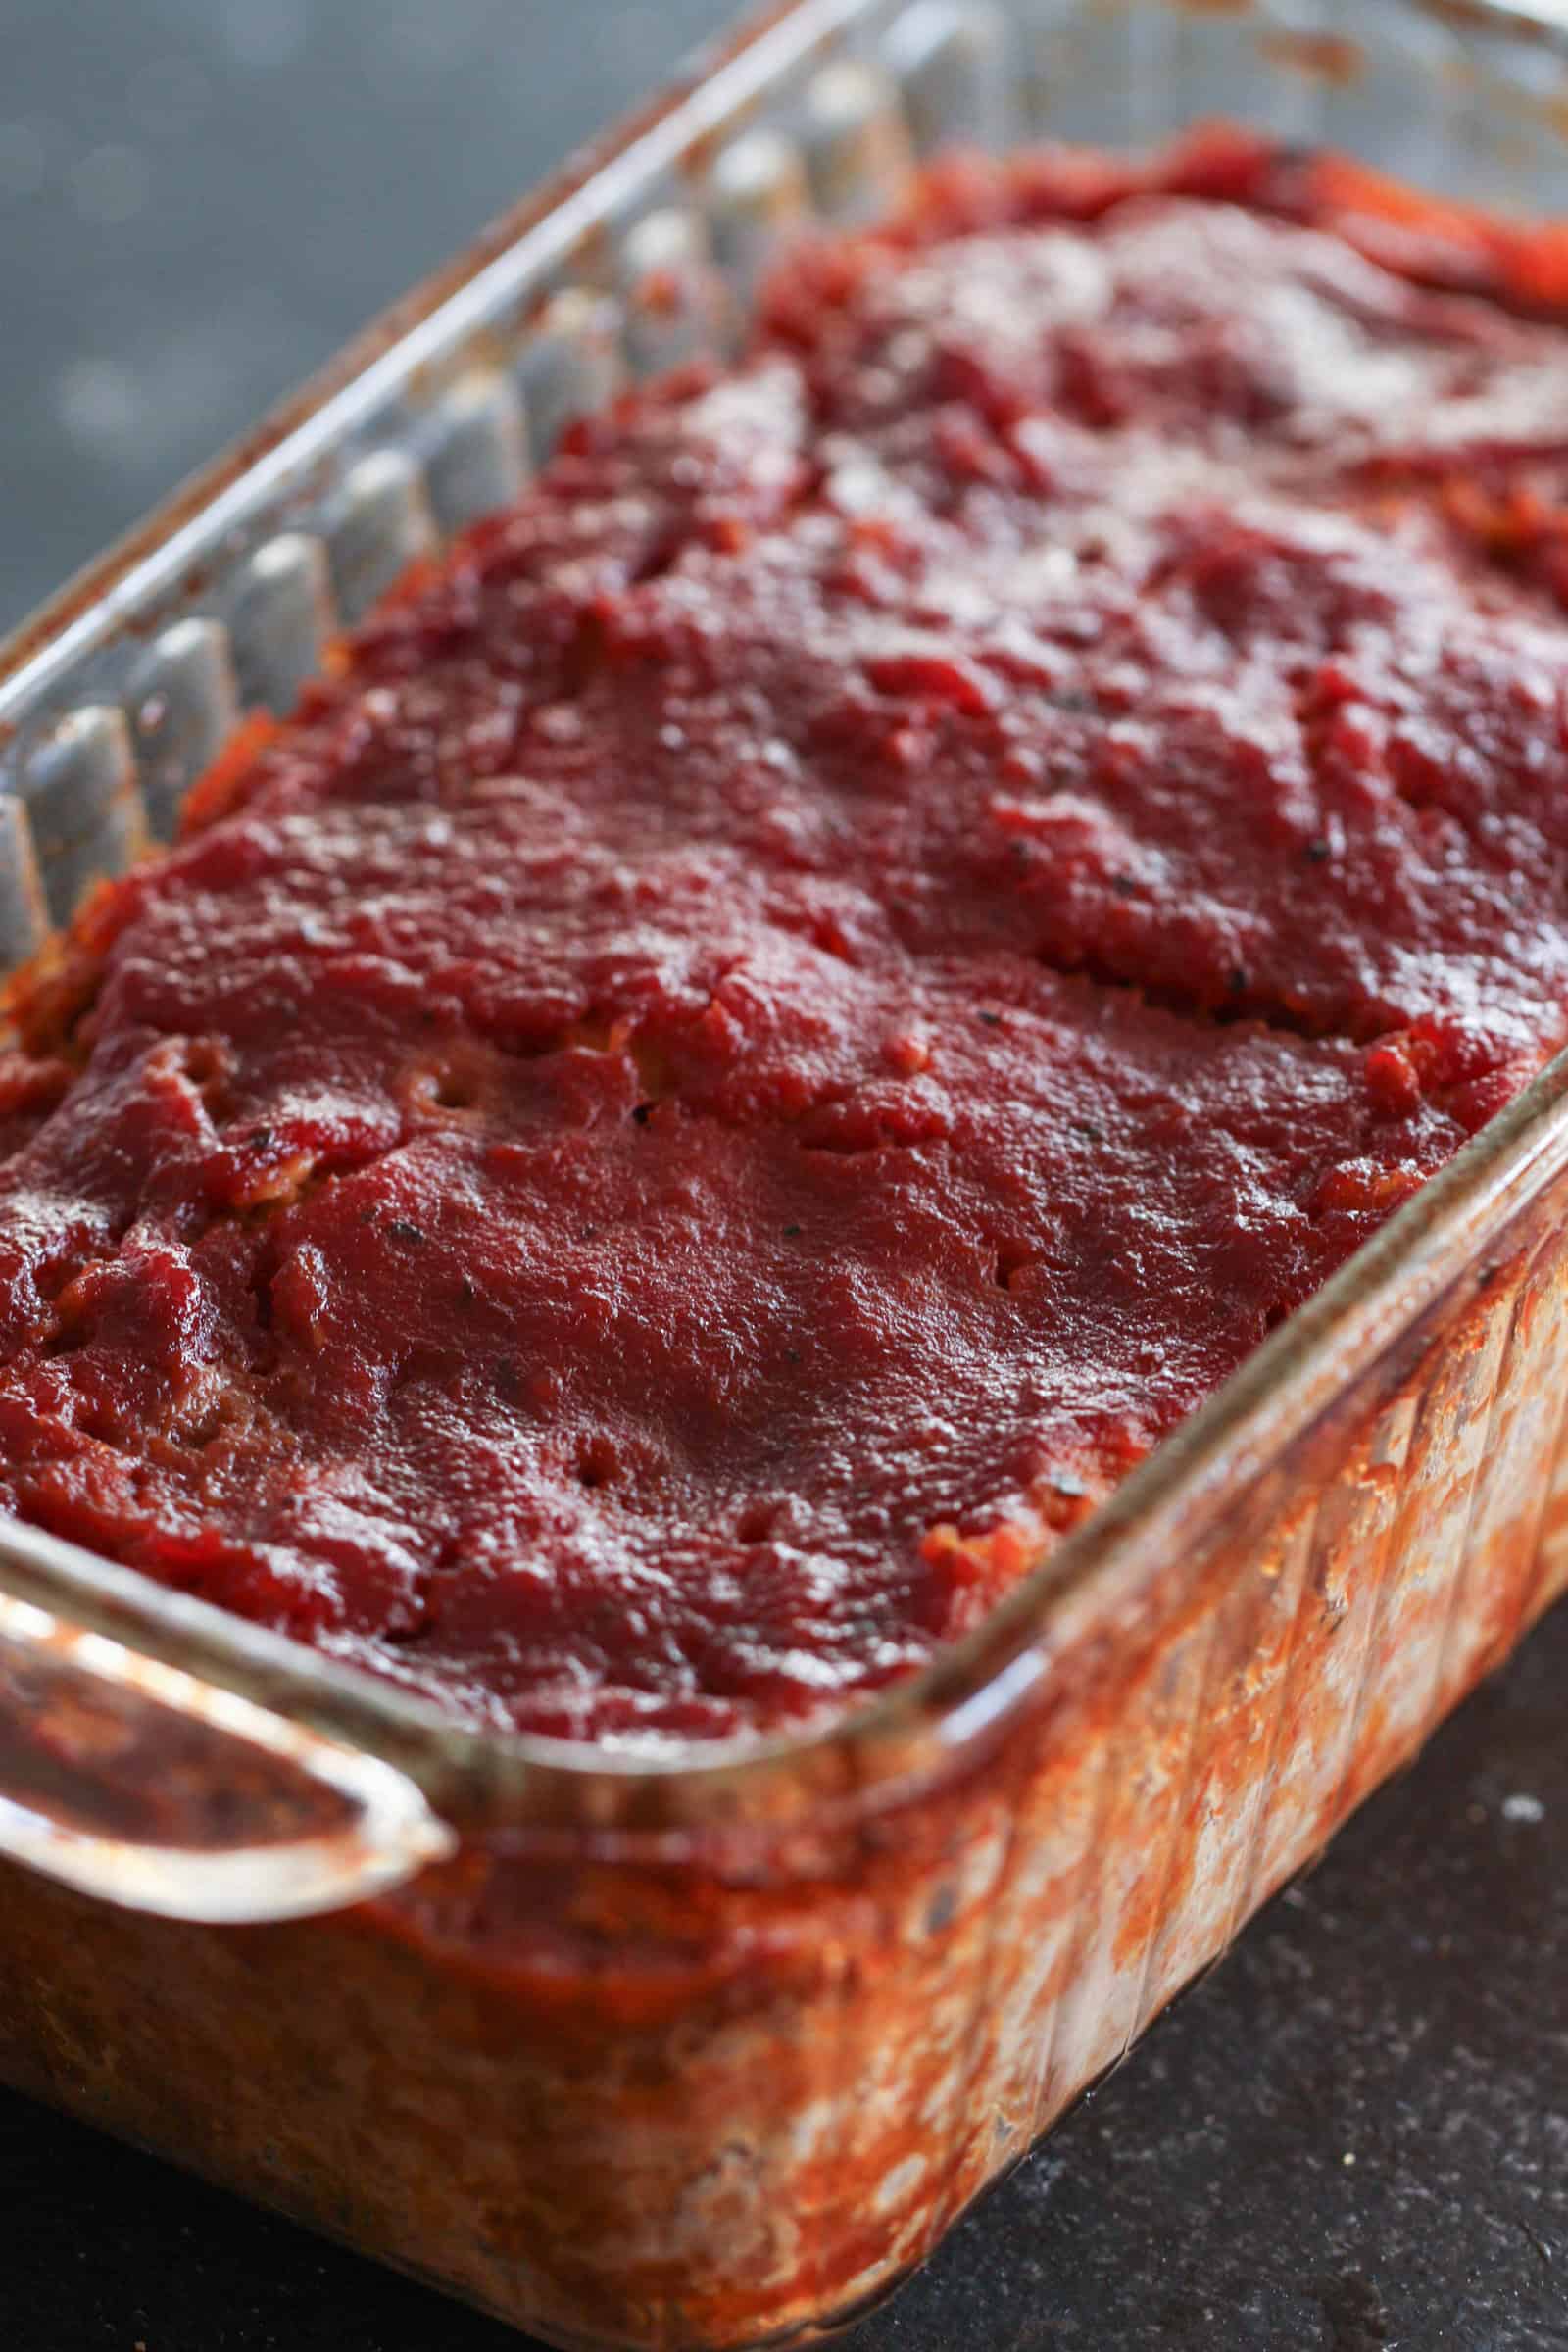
[5,131,1568,1741]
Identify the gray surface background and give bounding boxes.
[1,5,1566,2348]
[0,0,737,624]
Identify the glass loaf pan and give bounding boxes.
[5,2,1568,2344]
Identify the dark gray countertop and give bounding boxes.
[1,7,1566,2348]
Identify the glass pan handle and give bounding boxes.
[0,1587,454,1923]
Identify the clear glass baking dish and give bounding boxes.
[4,1,1568,2343]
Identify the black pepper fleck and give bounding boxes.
[387,1220,425,1246]
[925,1883,958,1936]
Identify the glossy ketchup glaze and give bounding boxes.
[6,130,1568,1742]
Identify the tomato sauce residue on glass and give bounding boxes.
[6,130,1568,1741]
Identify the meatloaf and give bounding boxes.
[5,130,1568,1741]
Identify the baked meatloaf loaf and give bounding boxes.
[6,130,1568,1741]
